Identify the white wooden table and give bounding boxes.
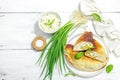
[0,0,120,80]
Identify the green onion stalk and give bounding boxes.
[36,10,88,80]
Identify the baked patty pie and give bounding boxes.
[65,32,108,72]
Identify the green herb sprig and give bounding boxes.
[92,13,101,22]
[44,19,55,28]
[106,64,113,73]
[74,52,84,59]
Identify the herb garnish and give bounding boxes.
[45,19,55,28]
[92,13,101,22]
[106,64,113,73]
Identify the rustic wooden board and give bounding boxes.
[0,0,120,80]
[0,50,120,80]
[0,13,70,50]
[0,13,120,50]
[0,0,120,12]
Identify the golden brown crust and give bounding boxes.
[92,39,107,61]
[65,32,108,72]
[65,44,108,71]
[65,44,78,59]
[75,32,93,45]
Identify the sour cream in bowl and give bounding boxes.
[38,12,61,34]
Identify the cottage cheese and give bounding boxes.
[39,12,61,34]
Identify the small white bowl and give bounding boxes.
[65,33,109,77]
[38,12,61,34]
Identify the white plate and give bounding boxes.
[65,33,109,77]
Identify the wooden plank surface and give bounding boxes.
[0,0,120,80]
[0,0,120,12]
[0,13,120,50]
[0,13,120,80]
[0,13,69,50]
[0,50,120,80]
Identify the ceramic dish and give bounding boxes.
[38,12,61,34]
[65,33,109,77]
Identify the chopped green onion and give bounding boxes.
[44,19,55,28]
[85,49,92,54]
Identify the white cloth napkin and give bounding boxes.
[93,20,120,57]
[79,0,120,57]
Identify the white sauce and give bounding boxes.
[39,12,61,33]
